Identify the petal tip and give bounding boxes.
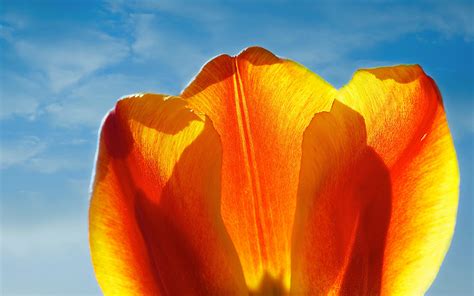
[355,64,427,84]
[237,46,284,66]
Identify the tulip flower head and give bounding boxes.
[89,47,459,295]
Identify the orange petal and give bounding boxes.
[292,100,392,295]
[89,94,247,295]
[340,66,459,295]
[182,47,336,290]
[292,66,459,295]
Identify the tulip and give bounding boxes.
[89,47,459,295]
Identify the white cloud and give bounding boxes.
[427,2,474,41]
[293,2,474,42]
[0,12,29,41]
[105,0,229,23]
[0,73,45,120]
[14,30,129,92]
[130,13,209,80]
[0,136,90,173]
[3,0,472,131]
[1,28,130,120]
[0,136,46,169]
[112,1,473,94]
[0,12,29,30]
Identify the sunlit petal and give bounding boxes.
[182,47,336,290]
[89,94,247,295]
[292,66,458,295]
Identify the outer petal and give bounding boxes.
[292,66,459,295]
[182,47,336,290]
[340,66,459,295]
[89,94,247,295]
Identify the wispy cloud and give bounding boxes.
[0,135,91,173]
[105,0,473,89]
[0,136,46,169]
[288,1,473,41]
[3,0,471,129]
[0,12,29,40]
[129,13,209,81]
[105,0,230,23]
[0,72,44,120]
[1,17,130,121]
[14,30,129,92]
[45,73,165,127]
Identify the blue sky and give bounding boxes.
[0,0,472,294]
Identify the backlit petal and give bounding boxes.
[292,66,458,295]
[292,100,392,295]
[89,94,247,295]
[182,47,336,290]
[339,66,459,295]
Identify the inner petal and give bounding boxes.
[182,47,335,290]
